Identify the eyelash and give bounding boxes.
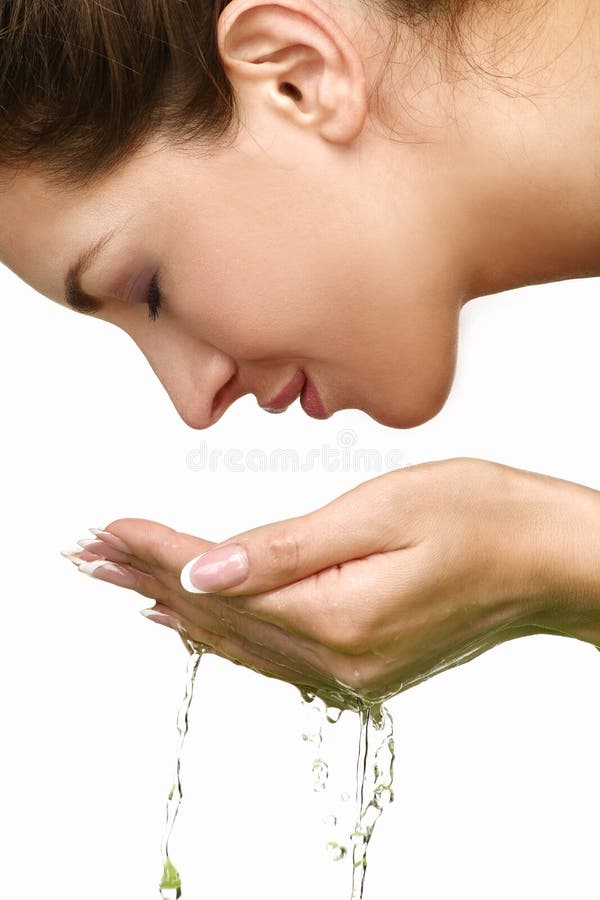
[146,272,163,321]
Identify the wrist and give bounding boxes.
[511,467,600,645]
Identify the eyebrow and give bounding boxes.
[64,227,121,314]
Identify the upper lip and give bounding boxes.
[260,370,306,412]
[209,368,314,425]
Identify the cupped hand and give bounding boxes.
[63,457,572,708]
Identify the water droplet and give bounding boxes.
[299,687,316,703]
[325,706,343,724]
[160,857,182,899]
[374,785,393,809]
[160,889,182,900]
[312,758,329,791]
[326,841,347,862]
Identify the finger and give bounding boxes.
[61,548,104,565]
[168,591,332,683]
[161,608,330,693]
[76,540,133,564]
[76,559,173,605]
[215,547,421,654]
[73,522,332,681]
[178,470,419,597]
[103,518,218,576]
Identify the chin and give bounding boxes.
[368,384,453,430]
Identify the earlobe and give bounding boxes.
[217,0,368,144]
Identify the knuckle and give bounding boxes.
[265,533,302,579]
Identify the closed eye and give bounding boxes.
[146,272,163,321]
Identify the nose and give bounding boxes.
[130,326,239,429]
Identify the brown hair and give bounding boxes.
[0,0,467,192]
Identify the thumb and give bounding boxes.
[179,473,411,597]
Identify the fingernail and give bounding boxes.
[89,529,132,554]
[77,539,108,553]
[77,559,138,588]
[61,549,103,566]
[61,547,85,560]
[180,544,249,593]
[77,539,130,563]
[140,608,183,631]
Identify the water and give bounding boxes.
[158,636,395,900]
[159,638,205,900]
[349,701,395,899]
[300,691,396,900]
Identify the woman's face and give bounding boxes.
[0,0,597,431]
[0,0,478,431]
[0,136,472,431]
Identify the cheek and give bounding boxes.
[184,206,371,360]
[180,264,328,361]
[179,291,311,361]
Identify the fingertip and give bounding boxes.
[180,555,212,594]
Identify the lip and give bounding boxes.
[300,373,329,419]
[261,370,307,412]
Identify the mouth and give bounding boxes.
[299,372,329,419]
[261,370,306,412]
[261,369,329,419]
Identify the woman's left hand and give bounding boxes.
[65,457,598,707]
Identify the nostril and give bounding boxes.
[211,371,237,417]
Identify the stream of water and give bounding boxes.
[157,638,395,899]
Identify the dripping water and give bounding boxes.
[349,701,395,900]
[300,690,396,899]
[157,632,395,900]
[158,633,206,900]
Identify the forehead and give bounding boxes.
[0,167,124,307]
[0,137,175,305]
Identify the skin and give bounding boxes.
[70,458,600,707]
[4,0,600,698]
[1,0,600,429]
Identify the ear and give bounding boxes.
[217,0,368,144]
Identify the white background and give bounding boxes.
[1,263,600,899]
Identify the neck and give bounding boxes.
[383,0,600,300]
[465,0,600,297]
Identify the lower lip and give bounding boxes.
[300,374,329,419]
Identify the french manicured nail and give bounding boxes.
[88,529,132,554]
[77,559,138,588]
[139,608,182,631]
[180,544,249,593]
[78,539,107,552]
[60,548,102,565]
[61,547,84,560]
[77,539,130,562]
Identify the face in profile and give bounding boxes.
[0,138,469,431]
[0,0,489,432]
[1,0,598,431]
